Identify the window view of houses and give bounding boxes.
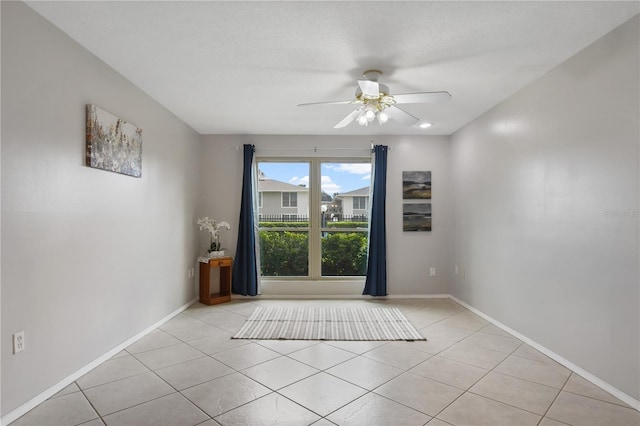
[258,176,310,222]
[257,165,369,223]
[257,161,372,278]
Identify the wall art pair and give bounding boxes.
[402,171,431,232]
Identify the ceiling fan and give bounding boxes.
[298,70,451,128]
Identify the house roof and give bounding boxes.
[258,179,308,192]
[336,187,370,198]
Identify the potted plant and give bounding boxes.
[197,217,230,258]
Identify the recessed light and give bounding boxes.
[418,122,432,129]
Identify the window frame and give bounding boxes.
[353,196,367,210]
[257,157,371,281]
[281,191,298,208]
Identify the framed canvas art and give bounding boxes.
[86,104,142,177]
[403,203,432,231]
[402,171,431,199]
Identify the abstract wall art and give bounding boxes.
[402,171,431,199]
[403,203,432,232]
[86,104,142,177]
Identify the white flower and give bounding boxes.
[197,218,231,235]
[217,221,231,231]
[197,217,231,252]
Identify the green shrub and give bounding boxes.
[259,230,369,277]
[259,222,308,228]
[321,232,368,276]
[324,221,368,229]
[259,231,308,276]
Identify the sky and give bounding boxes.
[258,162,371,195]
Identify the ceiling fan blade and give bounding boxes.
[358,80,379,97]
[392,91,452,104]
[298,100,353,107]
[386,105,419,126]
[333,109,362,128]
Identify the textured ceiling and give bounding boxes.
[26,1,639,136]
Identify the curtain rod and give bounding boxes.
[233,145,392,152]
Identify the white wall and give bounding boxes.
[199,135,452,295]
[1,1,202,416]
[297,192,309,217]
[342,197,354,216]
[450,15,639,399]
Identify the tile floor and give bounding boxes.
[10,298,640,426]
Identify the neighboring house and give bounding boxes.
[258,178,309,220]
[257,179,368,221]
[335,186,369,218]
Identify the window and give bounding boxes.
[257,160,371,279]
[258,192,263,208]
[259,162,309,277]
[282,192,297,207]
[353,196,367,210]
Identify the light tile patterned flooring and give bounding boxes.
[11,298,640,426]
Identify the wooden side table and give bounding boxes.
[199,256,233,305]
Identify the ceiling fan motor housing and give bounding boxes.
[362,69,383,81]
[356,83,390,97]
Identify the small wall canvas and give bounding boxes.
[403,171,431,199]
[403,203,432,231]
[86,104,142,177]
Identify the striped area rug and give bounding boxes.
[232,307,426,341]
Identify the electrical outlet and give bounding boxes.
[455,265,459,275]
[429,267,436,277]
[460,267,466,278]
[187,268,195,279]
[13,331,25,354]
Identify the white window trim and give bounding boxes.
[281,191,298,208]
[353,196,367,210]
[257,157,371,284]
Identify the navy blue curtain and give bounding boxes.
[363,145,388,296]
[232,144,258,296]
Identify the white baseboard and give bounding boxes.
[386,294,451,299]
[449,295,640,411]
[1,298,196,426]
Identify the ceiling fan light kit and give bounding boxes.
[298,69,452,129]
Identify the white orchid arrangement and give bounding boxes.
[197,217,231,252]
